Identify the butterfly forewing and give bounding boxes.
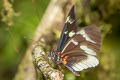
[61,26,101,55]
[57,6,78,52]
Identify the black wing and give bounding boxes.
[57,5,78,52]
[60,26,101,76]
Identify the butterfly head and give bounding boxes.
[50,50,62,64]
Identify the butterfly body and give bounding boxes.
[50,5,101,76]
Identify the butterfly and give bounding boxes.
[50,5,101,76]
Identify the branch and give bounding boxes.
[14,0,73,80]
[33,44,64,80]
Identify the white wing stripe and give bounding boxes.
[81,61,92,68]
[80,45,96,55]
[71,39,79,45]
[78,63,88,69]
[74,64,84,71]
[77,29,96,43]
[82,60,93,67]
[61,39,78,53]
[71,55,99,71]
[72,65,83,71]
[72,66,80,71]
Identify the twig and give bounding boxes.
[33,44,64,80]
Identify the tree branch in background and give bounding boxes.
[1,0,19,26]
[14,0,74,80]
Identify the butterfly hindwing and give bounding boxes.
[57,6,78,52]
[65,55,99,76]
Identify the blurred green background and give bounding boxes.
[0,0,120,80]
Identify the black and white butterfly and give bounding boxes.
[50,5,101,76]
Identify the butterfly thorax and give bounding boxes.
[50,50,62,64]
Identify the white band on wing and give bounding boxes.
[80,45,96,55]
[71,55,99,71]
[77,29,96,43]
